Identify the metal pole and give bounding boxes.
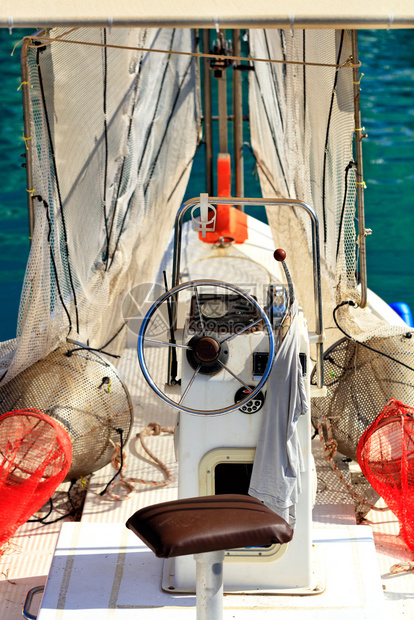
[352,30,368,308]
[194,551,225,620]
[217,71,228,154]
[20,35,36,241]
[232,29,244,201]
[202,30,213,194]
[172,196,324,388]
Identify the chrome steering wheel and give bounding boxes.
[137,279,275,415]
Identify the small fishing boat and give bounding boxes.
[0,3,414,619]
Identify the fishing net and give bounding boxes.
[311,325,414,461]
[357,399,414,551]
[248,29,393,357]
[0,26,200,388]
[0,409,72,551]
[0,343,133,481]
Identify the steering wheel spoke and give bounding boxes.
[217,360,253,392]
[143,337,191,350]
[193,285,206,336]
[179,364,201,405]
[219,317,262,344]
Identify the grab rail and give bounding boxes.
[23,585,45,620]
[172,196,325,389]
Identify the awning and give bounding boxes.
[1,0,414,30]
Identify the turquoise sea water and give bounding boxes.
[0,29,413,342]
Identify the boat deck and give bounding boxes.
[1,217,413,619]
[2,345,413,619]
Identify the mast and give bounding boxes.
[202,29,213,195]
[232,29,244,199]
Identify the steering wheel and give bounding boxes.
[137,280,275,415]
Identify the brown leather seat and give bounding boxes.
[126,494,293,558]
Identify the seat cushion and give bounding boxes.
[126,494,293,558]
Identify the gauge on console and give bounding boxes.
[234,386,265,414]
[201,299,229,319]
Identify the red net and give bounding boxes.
[0,409,72,550]
[357,398,414,551]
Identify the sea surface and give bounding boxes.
[0,29,413,342]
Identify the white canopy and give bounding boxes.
[1,0,414,30]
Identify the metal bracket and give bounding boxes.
[191,193,216,238]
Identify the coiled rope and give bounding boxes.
[104,422,175,501]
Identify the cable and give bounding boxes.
[29,33,361,70]
[101,27,111,264]
[104,29,149,270]
[333,300,414,373]
[36,47,80,334]
[100,428,124,495]
[29,479,77,524]
[65,322,127,359]
[34,195,73,333]
[144,47,197,197]
[322,30,345,246]
[65,345,120,360]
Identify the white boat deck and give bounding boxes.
[2,345,413,619]
[36,522,384,619]
[1,217,414,619]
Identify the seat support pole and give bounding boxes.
[193,550,225,620]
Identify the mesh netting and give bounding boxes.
[357,399,414,551]
[311,325,414,461]
[0,343,133,480]
[248,29,380,351]
[0,27,200,387]
[0,409,72,550]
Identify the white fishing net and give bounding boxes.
[0,27,200,386]
[248,29,376,350]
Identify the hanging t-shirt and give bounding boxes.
[249,300,308,526]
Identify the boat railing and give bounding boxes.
[172,196,325,389]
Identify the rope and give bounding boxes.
[317,415,389,513]
[27,35,361,70]
[104,422,175,501]
[390,561,414,574]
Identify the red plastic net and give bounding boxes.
[0,409,72,551]
[357,398,414,551]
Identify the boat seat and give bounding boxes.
[126,494,293,620]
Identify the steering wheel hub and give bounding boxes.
[187,334,228,375]
[195,337,220,362]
